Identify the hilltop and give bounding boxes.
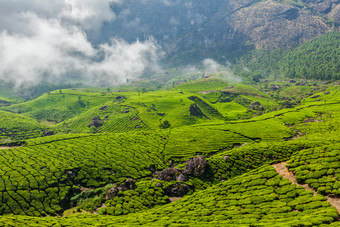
[0,76,339,226]
[103,0,339,65]
[0,1,339,225]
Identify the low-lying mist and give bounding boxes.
[0,0,162,89]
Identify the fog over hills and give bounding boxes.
[0,0,338,88]
[0,1,340,226]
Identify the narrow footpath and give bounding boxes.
[273,162,340,214]
[0,146,22,150]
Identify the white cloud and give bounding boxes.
[0,0,161,88]
[62,0,119,31]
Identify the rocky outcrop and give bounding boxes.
[119,178,136,191]
[105,186,119,200]
[156,155,208,182]
[302,0,340,23]
[270,84,281,91]
[104,0,336,65]
[183,155,208,177]
[99,105,108,111]
[105,178,136,200]
[250,102,264,111]
[156,168,181,181]
[228,1,331,49]
[164,183,191,197]
[42,130,54,137]
[89,116,103,128]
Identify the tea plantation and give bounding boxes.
[0,165,338,226]
[0,81,339,226]
[0,110,48,142]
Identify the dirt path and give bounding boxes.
[169,197,182,202]
[0,146,21,150]
[273,162,340,214]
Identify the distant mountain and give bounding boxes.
[102,0,339,65]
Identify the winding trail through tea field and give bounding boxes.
[273,162,340,214]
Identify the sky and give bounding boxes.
[0,0,162,88]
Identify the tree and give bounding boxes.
[159,120,171,129]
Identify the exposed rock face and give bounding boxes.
[105,186,119,200]
[156,168,180,181]
[167,0,333,64]
[223,156,230,162]
[99,105,108,111]
[251,102,264,111]
[89,116,103,128]
[43,130,54,137]
[115,96,125,101]
[176,173,188,182]
[103,0,336,66]
[328,3,340,22]
[183,155,208,177]
[105,178,136,200]
[229,1,331,49]
[302,0,340,23]
[118,178,136,191]
[270,84,281,91]
[164,183,191,197]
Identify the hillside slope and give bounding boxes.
[235,31,340,80]
[103,0,337,65]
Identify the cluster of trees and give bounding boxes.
[236,31,340,80]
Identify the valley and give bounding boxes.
[0,0,339,226]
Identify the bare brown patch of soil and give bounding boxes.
[169,197,183,202]
[198,90,219,95]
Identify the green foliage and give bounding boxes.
[159,120,171,129]
[287,144,340,196]
[0,82,339,226]
[0,165,338,226]
[104,180,169,216]
[0,110,47,142]
[0,132,167,216]
[236,31,340,80]
[173,78,230,92]
[208,140,328,182]
[1,90,114,123]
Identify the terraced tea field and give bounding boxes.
[0,83,339,226]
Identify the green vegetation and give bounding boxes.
[0,110,47,142]
[287,144,340,196]
[236,31,340,80]
[0,132,167,216]
[0,165,338,226]
[0,77,339,226]
[2,90,114,123]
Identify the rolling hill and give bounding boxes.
[0,79,339,226]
